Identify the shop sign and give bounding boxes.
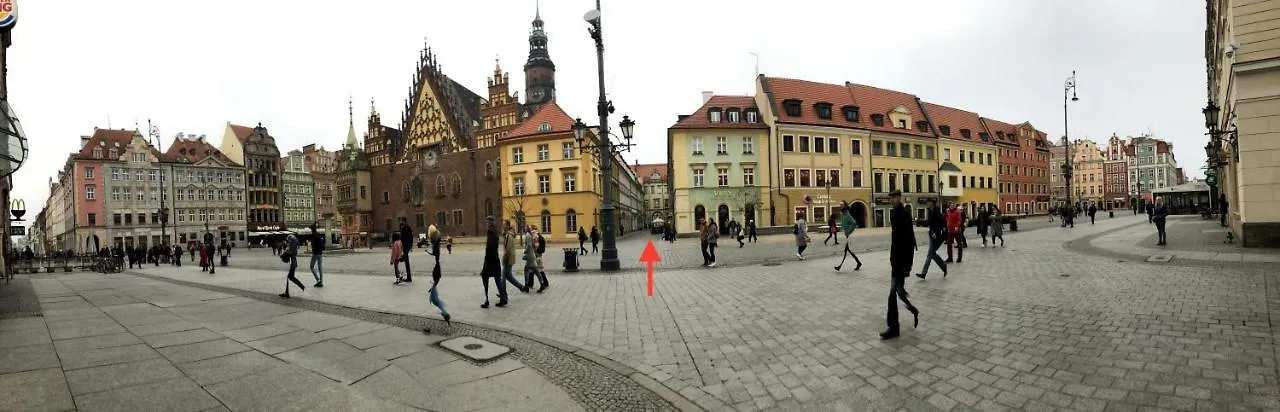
[252,224,282,231]
[0,0,17,29]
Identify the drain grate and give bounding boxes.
[1147,254,1174,263]
[439,336,511,362]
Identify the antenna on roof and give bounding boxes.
[107,115,112,129]
[750,52,759,77]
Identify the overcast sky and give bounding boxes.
[7,0,1206,216]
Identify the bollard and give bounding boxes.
[220,255,228,266]
[563,248,579,272]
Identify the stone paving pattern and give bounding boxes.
[130,214,1280,411]
[1090,216,1280,263]
[0,274,585,411]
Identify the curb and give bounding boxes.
[125,271,702,412]
[1062,219,1276,268]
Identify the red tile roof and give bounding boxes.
[844,82,935,138]
[669,95,768,129]
[761,77,857,129]
[922,102,991,144]
[229,124,255,143]
[76,128,146,159]
[980,117,1019,144]
[162,135,238,165]
[632,163,668,182]
[507,100,577,139]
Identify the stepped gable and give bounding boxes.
[396,44,484,161]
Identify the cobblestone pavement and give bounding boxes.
[0,273,600,412]
[220,216,1063,276]
[128,213,1280,411]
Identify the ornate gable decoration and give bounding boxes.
[397,45,481,165]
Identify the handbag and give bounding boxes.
[279,252,291,263]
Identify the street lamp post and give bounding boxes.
[1062,71,1079,218]
[147,121,169,246]
[573,0,635,271]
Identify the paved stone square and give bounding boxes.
[0,273,586,411]
[122,213,1280,411]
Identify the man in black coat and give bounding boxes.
[398,219,413,283]
[883,190,919,340]
[479,216,507,308]
[915,198,947,279]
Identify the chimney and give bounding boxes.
[80,136,91,149]
[701,91,713,104]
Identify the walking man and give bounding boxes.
[976,206,990,248]
[882,190,919,340]
[915,198,948,279]
[425,223,450,325]
[746,219,758,243]
[824,212,840,245]
[699,220,711,266]
[590,226,600,254]
[203,232,215,274]
[480,217,506,308]
[1219,193,1228,227]
[398,219,413,283]
[833,201,862,271]
[1153,197,1169,245]
[1088,203,1098,225]
[278,233,304,298]
[502,220,528,294]
[577,227,589,255]
[308,222,324,287]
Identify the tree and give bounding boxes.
[505,191,527,233]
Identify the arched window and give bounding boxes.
[451,173,462,194]
[485,199,494,219]
[566,209,578,233]
[485,161,494,178]
[435,176,446,196]
[541,210,552,233]
[694,205,706,228]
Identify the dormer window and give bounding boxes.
[726,108,741,123]
[916,121,931,133]
[109,149,118,158]
[93,148,102,158]
[745,109,759,123]
[782,100,802,117]
[896,119,907,129]
[870,114,885,126]
[996,131,1005,140]
[537,122,552,133]
[978,132,990,142]
[813,103,833,120]
[960,129,972,139]
[708,108,722,123]
[939,126,951,136]
[842,106,860,122]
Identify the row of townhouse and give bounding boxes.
[666,76,1054,233]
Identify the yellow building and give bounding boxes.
[499,101,600,240]
[923,102,999,214]
[1069,138,1105,206]
[668,95,772,233]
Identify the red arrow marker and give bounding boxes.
[639,240,661,297]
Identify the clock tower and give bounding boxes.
[523,3,555,118]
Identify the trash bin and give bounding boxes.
[1009,218,1019,232]
[219,255,228,266]
[563,248,579,272]
[1109,210,1114,218]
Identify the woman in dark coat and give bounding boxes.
[479,217,506,308]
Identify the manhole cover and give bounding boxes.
[440,336,510,362]
[1147,254,1173,263]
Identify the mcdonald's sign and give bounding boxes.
[9,198,25,221]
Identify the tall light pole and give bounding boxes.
[1063,71,1079,215]
[573,0,635,271]
[147,120,169,246]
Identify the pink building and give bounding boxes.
[67,128,133,251]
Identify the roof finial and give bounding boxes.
[535,0,541,20]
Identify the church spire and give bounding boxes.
[346,96,358,149]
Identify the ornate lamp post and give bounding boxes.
[147,121,169,246]
[1062,71,1079,216]
[572,114,635,271]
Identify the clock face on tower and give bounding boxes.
[424,149,438,168]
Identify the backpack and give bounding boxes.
[535,234,546,255]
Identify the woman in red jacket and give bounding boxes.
[945,204,965,263]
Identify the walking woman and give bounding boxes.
[824,212,839,245]
[480,217,506,308]
[698,220,711,266]
[976,206,990,248]
[945,204,964,263]
[705,219,719,268]
[794,214,810,260]
[391,233,405,282]
[279,233,304,298]
[501,221,528,294]
[990,207,1005,247]
[578,227,589,255]
[833,202,862,271]
[1153,196,1169,245]
[590,226,600,254]
[425,224,450,324]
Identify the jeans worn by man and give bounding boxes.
[916,236,947,279]
[309,254,323,286]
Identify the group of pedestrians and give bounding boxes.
[479,218,550,308]
[576,226,600,255]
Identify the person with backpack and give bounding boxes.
[833,201,862,272]
[308,222,325,287]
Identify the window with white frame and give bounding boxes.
[537,144,549,161]
[716,137,728,155]
[564,173,576,192]
[86,185,96,200]
[512,147,524,164]
[717,167,729,187]
[692,136,703,155]
[743,167,755,186]
[562,142,575,159]
[692,169,705,187]
[112,188,120,201]
[513,177,525,195]
[742,136,754,154]
[538,175,550,193]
